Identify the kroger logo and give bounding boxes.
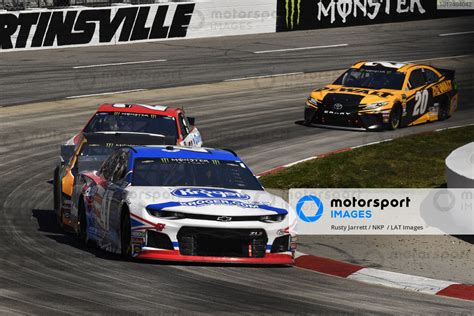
[171,188,250,200]
[296,195,324,222]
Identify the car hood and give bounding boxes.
[126,186,289,217]
[310,85,397,105]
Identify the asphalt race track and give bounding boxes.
[1,17,474,313]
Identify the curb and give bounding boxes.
[294,253,474,301]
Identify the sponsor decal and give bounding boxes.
[278,0,472,32]
[148,200,288,214]
[132,237,145,243]
[131,231,146,238]
[324,110,351,115]
[432,80,453,97]
[0,3,195,50]
[171,188,251,200]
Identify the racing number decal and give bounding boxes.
[413,90,429,116]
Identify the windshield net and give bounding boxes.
[84,112,178,140]
[334,67,406,90]
[132,158,263,190]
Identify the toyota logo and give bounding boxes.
[216,216,232,222]
[333,103,343,110]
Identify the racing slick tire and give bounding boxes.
[385,103,402,130]
[303,108,316,126]
[438,97,451,121]
[120,206,132,259]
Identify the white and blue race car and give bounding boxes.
[70,146,295,264]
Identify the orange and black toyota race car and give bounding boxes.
[304,61,458,131]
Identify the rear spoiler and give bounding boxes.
[437,68,456,80]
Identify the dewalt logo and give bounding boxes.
[285,0,301,29]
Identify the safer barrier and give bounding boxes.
[0,0,277,51]
[277,0,474,32]
[2,0,474,51]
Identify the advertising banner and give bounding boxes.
[277,0,474,32]
[0,0,277,51]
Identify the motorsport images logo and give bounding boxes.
[296,195,324,222]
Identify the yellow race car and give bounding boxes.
[304,61,458,131]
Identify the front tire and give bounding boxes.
[120,207,132,258]
[303,108,316,126]
[385,104,402,130]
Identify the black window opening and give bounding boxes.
[132,158,263,191]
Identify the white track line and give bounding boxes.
[405,54,472,63]
[224,72,303,82]
[439,30,474,37]
[254,44,349,54]
[284,156,318,168]
[66,89,147,99]
[73,59,167,69]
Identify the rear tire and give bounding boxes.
[385,104,402,130]
[120,207,132,258]
[438,98,451,121]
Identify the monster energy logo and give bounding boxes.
[285,0,302,29]
[284,0,427,29]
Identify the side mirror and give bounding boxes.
[187,117,195,126]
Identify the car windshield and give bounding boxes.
[334,67,406,90]
[132,158,264,190]
[84,112,178,140]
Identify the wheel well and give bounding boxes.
[392,102,402,117]
[441,94,451,110]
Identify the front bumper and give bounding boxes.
[304,107,383,130]
[130,213,295,265]
[137,249,293,264]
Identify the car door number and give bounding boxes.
[413,90,429,116]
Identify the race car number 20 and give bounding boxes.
[413,90,429,116]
